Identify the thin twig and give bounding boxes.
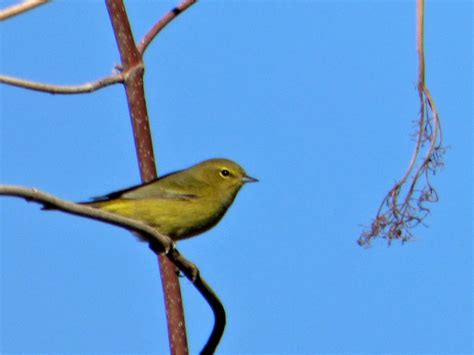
[0,72,124,94]
[137,0,197,55]
[0,0,49,21]
[0,184,226,354]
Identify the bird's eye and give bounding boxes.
[220,169,230,177]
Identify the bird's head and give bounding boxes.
[191,158,258,195]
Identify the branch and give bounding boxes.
[0,184,226,354]
[0,73,122,94]
[168,250,226,355]
[137,0,197,55]
[0,0,49,21]
[0,185,172,251]
[105,2,189,353]
[358,0,444,247]
[0,68,135,94]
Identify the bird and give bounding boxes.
[80,158,257,242]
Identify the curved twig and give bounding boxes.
[0,185,226,354]
[168,249,226,355]
[137,0,197,55]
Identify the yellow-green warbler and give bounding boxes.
[82,158,257,241]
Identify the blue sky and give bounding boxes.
[1,1,472,354]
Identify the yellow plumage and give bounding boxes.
[82,158,257,241]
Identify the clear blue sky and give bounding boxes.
[1,1,472,354]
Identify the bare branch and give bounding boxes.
[167,249,226,355]
[0,71,127,94]
[0,0,49,21]
[105,1,189,353]
[0,184,226,354]
[0,185,172,252]
[137,0,197,55]
[358,0,444,247]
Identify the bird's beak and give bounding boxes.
[242,175,258,183]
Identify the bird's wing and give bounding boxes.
[90,170,202,202]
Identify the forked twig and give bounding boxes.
[0,0,197,93]
[156,248,226,355]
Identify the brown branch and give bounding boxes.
[0,184,225,354]
[0,185,172,252]
[358,0,444,247]
[105,1,189,354]
[0,72,125,94]
[167,249,226,355]
[137,0,197,55]
[0,0,49,21]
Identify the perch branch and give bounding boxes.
[0,184,225,354]
[0,185,172,251]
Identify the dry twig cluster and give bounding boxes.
[358,0,444,247]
